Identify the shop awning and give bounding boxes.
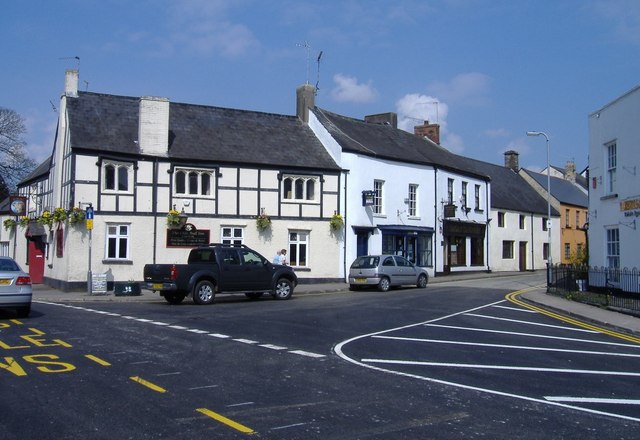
[376,224,434,234]
[25,221,47,238]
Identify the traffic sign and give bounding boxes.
[86,206,94,230]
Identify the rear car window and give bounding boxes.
[0,260,20,271]
[351,256,379,269]
[188,250,216,264]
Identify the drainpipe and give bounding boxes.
[434,168,438,276]
[485,180,490,272]
[530,212,535,271]
[342,171,348,282]
[152,158,158,264]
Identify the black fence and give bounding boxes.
[548,265,640,314]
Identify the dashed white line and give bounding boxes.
[260,344,288,350]
[208,333,230,339]
[233,338,258,344]
[289,350,326,358]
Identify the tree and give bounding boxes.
[0,107,37,193]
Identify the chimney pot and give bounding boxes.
[414,120,440,144]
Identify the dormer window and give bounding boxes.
[283,175,318,202]
[103,161,133,193]
[174,168,214,197]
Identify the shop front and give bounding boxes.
[377,225,434,267]
[442,220,486,273]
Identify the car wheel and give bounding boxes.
[273,278,293,300]
[378,277,391,292]
[16,305,30,318]
[417,274,428,288]
[193,280,216,305]
[245,292,264,300]
[164,293,186,305]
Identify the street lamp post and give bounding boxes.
[527,131,552,291]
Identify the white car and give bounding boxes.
[349,255,429,292]
[0,256,32,318]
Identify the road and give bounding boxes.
[2,273,639,439]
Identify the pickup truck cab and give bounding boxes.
[143,244,298,305]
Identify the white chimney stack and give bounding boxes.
[64,69,78,98]
[138,96,170,156]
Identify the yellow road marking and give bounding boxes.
[85,354,111,366]
[130,376,167,393]
[506,287,640,345]
[196,408,256,435]
[9,319,23,325]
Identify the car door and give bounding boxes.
[393,256,416,285]
[238,248,272,291]
[380,256,401,286]
[217,248,245,291]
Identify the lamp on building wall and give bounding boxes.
[527,131,553,287]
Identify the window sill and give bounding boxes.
[601,194,618,201]
[102,259,133,265]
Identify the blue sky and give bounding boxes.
[2,0,639,172]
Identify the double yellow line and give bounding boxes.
[506,287,640,345]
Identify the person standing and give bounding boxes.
[272,249,281,264]
[279,248,287,265]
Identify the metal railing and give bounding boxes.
[548,264,640,314]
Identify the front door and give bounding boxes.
[519,241,527,272]
[356,232,369,257]
[28,240,45,284]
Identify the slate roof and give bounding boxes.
[550,164,588,191]
[311,108,490,181]
[521,169,589,208]
[456,158,559,216]
[19,156,52,185]
[66,92,341,171]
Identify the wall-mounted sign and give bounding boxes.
[167,227,210,247]
[444,204,457,218]
[621,198,640,217]
[9,196,27,216]
[362,190,375,206]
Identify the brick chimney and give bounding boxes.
[414,121,440,145]
[504,150,519,171]
[364,112,397,129]
[64,69,78,98]
[296,83,315,123]
[565,160,576,183]
[139,96,170,157]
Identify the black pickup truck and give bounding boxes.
[143,244,298,305]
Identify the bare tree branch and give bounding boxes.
[0,107,37,193]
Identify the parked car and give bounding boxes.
[0,256,32,317]
[143,243,298,305]
[349,255,429,292]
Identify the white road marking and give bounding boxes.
[373,335,640,358]
[361,358,640,377]
[545,397,640,405]
[492,305,536,313]
[233,338,258,344]
[188,329,210,334]
[208,333,230,339]
[260,344,288,350]
[289,350,326,358]
[464,313,598,333]
[425,323,640,348]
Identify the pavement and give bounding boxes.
[30,271,640,338]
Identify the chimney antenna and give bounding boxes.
[49,100,57,113]
[296,41,311,84]
[59,56,80,68]
[315,51,323,95]
[84,80,89,91]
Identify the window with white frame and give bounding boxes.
[373,180,384,214]
[103,161,133,193]
[283,175,318,201]
[474,184,481,210]
[174,168,214,197]
[461,181,468,208]
[408,184,418,217]
[606,227,620,270]
[221,226,244,245]
[447,178,454,204]
[288,231,308,267]
[606,141,617,194]
[105,224,130,260]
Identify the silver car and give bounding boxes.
[0,256,32,318]
[349,255,429,292]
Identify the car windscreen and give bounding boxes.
[351,256,379,269]
[0,259,20,271]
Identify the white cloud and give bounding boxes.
[484,128,509,138]
[330,74,377,103]
[427,72,491,106]
[395,93,464,153]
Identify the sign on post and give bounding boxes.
[85,206,94,230]
[90,272,107,295]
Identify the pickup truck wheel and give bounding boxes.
[193,280,215,305]
[273,279,293,300]
[164,293,185,305]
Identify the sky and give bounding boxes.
[2,0,639,173]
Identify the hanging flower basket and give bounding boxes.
[53,207,68,223]
[329,213,344,231]
[37,210,54,229]
[167,209,188,229]
[68,207,86,224]
[256,213,271,231]
[3,219,16,231]
[18,216,30,228]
